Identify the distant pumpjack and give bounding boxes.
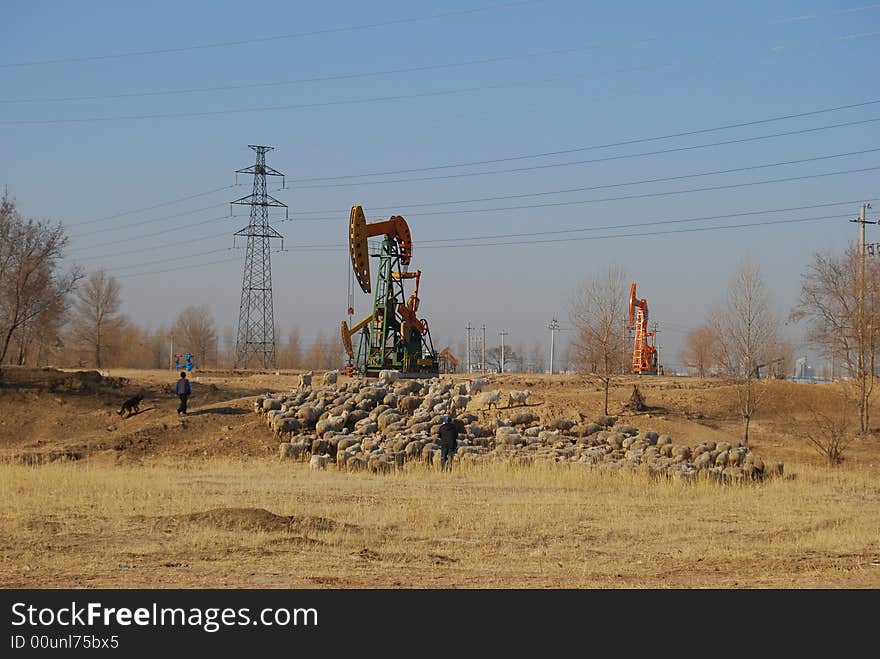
[629,282,658,375]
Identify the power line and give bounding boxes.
[285,199,879,248]
[117,254,243,280]
[289,164,880,221]
[413,213,853,249]
[286,99,880,183]
[0,0,544,68]
[110,210,858,279]
[286,117,880,189]
[281,213,855,252]
[63,184,239,229]
[6,3,878,103]
[284,147,880,216]
[68,227,229,259]
[4,30,878,125]
[75,198,877,267]
[63,98,880,239]
[103,247,233,272]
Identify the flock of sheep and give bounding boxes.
[252,369,782,483]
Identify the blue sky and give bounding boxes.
[2,0,878,371]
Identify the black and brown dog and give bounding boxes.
[117,393,144,418]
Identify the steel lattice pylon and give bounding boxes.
[231,145,287,369]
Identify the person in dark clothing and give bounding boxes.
[175,371,192,416]
[437,415,459,470]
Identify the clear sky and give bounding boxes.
[2,0,878,371]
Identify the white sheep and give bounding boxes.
[474,389,502,410]
[298,371,313,390]
[466,378,488,395]
[507,389,531,407]
[279,442,308,460]
[309,454,330,470]
[449,394,470,414]
[322,369,339,386]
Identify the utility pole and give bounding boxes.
[500,330,508,373]
[850,202,875,433]
[651,322,660,375]
[465,322,473,374]
[231,145,287,369]
[481,324,486,373]
[548,318,560,375]
[169,332,174,371]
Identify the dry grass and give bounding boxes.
[2,457,879,589]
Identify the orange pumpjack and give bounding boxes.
[629,282,658,375]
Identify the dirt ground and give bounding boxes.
[1,365,877,469]
[1,366,879,589]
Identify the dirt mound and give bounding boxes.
[181,507,340,533]
[1,366,128,394]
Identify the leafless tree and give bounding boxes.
[791,245,880,434]
[219,325,236,368]
[529,339,546,374]
[305,329,327,370]
[678,323,718,378]
[146,326,170,370]
[277,325,302,369]
[69,269,125,368]
[710,260,779,445]
[569,264,629,415]
[0,193,81,377]
[803,388,855,466]
[173,305,218,367]
[486,345,519,373]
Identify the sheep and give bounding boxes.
[279,442,308,460]
[466,378,488,395]
[378,369,400,385]
[261,398,282,414]
[298,371,313,390]
[397,395,423,415]
[322,369,339,386]
[449,395,471,414]
[507,389,530,407]
[309,454,330,470]
[474,389,502,410]
[315,411,349,437]
[273,415,301,441]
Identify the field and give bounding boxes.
[1,366,879,589]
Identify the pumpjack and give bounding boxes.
[629,282,658,375]
[341,205,439,378]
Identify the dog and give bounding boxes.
[117,393,144,418]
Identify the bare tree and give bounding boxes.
[69,269,125,368]
[803,388,855,466]
[219,325,236,368]
[512,340,526,373]
[569,264,629,415]
[146,326,171,368]
[305,330,327,370]
[486,345,519,373]
[678,323,718,378]
[528,339,545,374]
[0,193,81,376]
[277,325,302,369]
[710,260,779,445]
[173,305,218,368]
[791,245,880,434]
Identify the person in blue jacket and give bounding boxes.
[175,371,192,416]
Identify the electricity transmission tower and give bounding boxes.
[231,145,287,369]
